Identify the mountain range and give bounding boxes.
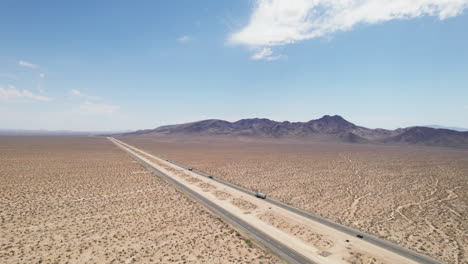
[422,125,468,132]
[120,115,468,148]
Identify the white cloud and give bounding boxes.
[0,85,52,101]
[69,89,100,100]
[251,47,283,61]
[177,35,191,43]
[230,0,468,47]
[70,89,82,96]
[79,102,120,114]
[18,60,38,69]
[39,73,45,79]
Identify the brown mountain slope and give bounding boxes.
[382,126,468,148]
[120,115,468,148]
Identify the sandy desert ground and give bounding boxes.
[122,135,468,264]
[0,136,280,264]
[113,137,422,264]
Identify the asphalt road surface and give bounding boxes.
[110,137,441,264]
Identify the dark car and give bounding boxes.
[356,234,364,239]
[255,192,267,199]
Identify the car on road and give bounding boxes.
[356,234,364,239]
[208,176,213,179]
[188,167,193,171]
[255,192,267,199]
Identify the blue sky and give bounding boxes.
[1,0,467,131]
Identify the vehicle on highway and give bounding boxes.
[255,192,267,199]
[188,167,193,171]
[208,175,213,179]
[357,234,364,239]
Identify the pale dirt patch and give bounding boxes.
[231,198,258,211]
[198,182,217,191]
[258,211,334,251]
[212,190,232,200]
[186,177,202,184]
[345,247,386,264]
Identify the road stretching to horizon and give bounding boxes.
[109,137,441,264]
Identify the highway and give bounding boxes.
[183,168,441,264]
[109,137,441,264]
[109,137,314,264]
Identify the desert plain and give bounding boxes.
[122,135,468,264]
[0,136,280,264]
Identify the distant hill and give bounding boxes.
[422,125,468,132]
[118,115,468,148]
[383,126,468,148]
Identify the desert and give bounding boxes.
[3,1,468,263]
[121,135,468,264]
[0,136,280,264]
[111,137,425,264]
